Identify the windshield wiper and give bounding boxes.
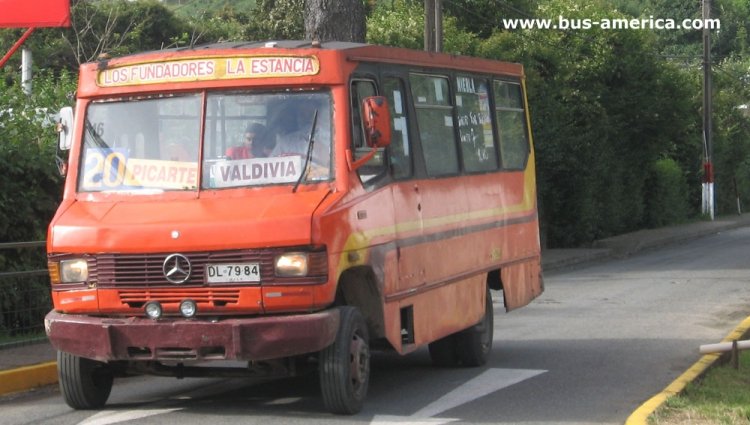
[292,109,318,193]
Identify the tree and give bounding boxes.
[0,0,189,73]
[243,0,305,41]
[0,71,76,339]
[443,0,537,38]
[304,0,366,42]
[367,0,478,55]
[711,58,750,215]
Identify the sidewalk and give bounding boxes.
[2,214,750,415]
[542,213,750,271]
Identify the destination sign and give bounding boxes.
[81,148,198,191]
[97,56,320,87]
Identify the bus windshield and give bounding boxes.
[78,91,332,193]
[203,91,332,189]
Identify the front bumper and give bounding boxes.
[45,309,339,363]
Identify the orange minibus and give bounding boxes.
[46,40,543,414]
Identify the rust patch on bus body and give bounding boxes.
[501,258,542,311]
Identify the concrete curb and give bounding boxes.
[625,315,750,424]
[0,361,57,397]
[541,248,611,272]
[593,216,750,257]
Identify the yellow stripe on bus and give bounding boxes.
[337,151,538,272]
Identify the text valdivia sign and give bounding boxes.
[97,56,320,87]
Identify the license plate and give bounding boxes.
[205,263,260,283]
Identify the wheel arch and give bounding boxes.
[335,265,385,339]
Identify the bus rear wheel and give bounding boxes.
[429,287,493,367]
[428,334,459,366]
[319,306,370,414]
[57,351,113,409]
[456,287,494,366]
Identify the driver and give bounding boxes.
[271,101,318,157]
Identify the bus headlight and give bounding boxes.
[274,253,309,277]
[59,259,89,283]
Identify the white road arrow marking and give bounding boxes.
[371,368,547,425]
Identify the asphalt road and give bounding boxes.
[2,227,750,425]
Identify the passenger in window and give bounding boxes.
[271,103,313,157]
[270,98,331,180]
[226,123,271,159]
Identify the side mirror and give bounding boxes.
[57,106,74,151]
[348,96,392,172]
[56,107,74,177]
[362,96,392,148]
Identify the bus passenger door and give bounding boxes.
[383,76,424,293]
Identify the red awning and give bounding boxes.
[0,0,70,28]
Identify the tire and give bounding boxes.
[429,286,494,368]
[57,351,113,410]
[456,287,494,367]
[428,334,459,367]
[319,306,370,415]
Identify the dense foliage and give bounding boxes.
[0,72,76,339]
[479,1,704,245]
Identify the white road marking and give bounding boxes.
[370,416,459,425]
[371,368,547,425]
[77,409,182,425]
[76,368,545,425]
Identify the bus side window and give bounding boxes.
[383,77,412,179]
[409,74,459,176]
[494,80,529,170]
[455,76,498,172]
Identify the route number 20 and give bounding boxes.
[81,150,127,189]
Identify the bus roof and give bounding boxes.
[78,41,523,96]
[95,40,523,76]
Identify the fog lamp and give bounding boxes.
[144,301,163,320]
[179,299,197,318]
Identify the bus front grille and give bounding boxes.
[94,251,273,288]
[118,288,241,307]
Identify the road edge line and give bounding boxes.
[0,361,57,396]
[625,315,750,424]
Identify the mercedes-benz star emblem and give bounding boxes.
[163,253,191,284]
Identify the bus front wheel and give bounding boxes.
[57,351,113,409]
[319,306,371,414]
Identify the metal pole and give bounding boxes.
[424,0,435,52]
[22,48,32,96]
[701,0,714,220]
[434,0,443,53]
[0,27,35,70]
[699,339,750,354]
[734,177,742,214]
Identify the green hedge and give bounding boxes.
[0,71,75,339]
[644,158,690,228]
